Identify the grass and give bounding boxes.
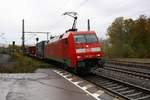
[0,52,53,73]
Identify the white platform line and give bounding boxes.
[63,74,73,78]
[82,84,93,90]
[53,69,102,100]
[93,90,104,97]
[74,81,84,85]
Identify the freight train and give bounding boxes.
[25,12,104,73]
[26,31,103,73]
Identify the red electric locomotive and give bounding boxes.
[44,31,103,73]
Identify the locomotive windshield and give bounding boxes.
[74,34,98,43]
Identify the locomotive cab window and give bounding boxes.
[74,34,98,43]
[85,34,98,43]
[74,35,86,43]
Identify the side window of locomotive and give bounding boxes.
[74,35,86,43]
[85,34,98,43]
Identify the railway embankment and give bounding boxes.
[0,53,51,73]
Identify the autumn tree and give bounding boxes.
[105,15,150,58]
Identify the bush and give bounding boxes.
[0,52,52,73]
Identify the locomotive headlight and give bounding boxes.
[77,56,81,59]
[97,54,101,57]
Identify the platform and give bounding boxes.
[0,69,96,100]
[0,68,118,100]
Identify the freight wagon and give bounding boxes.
[36,41,47,59]
[26,46,36,56]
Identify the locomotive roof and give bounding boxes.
[72,31,96,34]
[62,31,96,38]
[48,31,96,43]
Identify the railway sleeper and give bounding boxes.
[108,85,123,90]
[123,91,141,96]
[97,80,110,84]
[120,89,135,94]
[100,82,114,86]
[114,87,131,93]
[134,94,150,100]
[103,83,118,88]
[115,87,129,92]
[128,93,148,100]
[125,92,142,97]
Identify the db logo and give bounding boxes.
[85,48,91,52]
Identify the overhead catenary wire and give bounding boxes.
[48,0,72,29]
[56,0,72,13]
[72,0,89,11]
[25,34,37,42]
[49,0,90,31]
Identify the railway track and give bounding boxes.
[100,60,150,89]
[105,60,150,69]
[104,64,150,78]
[86,60,150,99]
[56,66,150,100]
[93,67,150,89]
[83,74,150,100]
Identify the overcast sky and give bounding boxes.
[0,0,150,45]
